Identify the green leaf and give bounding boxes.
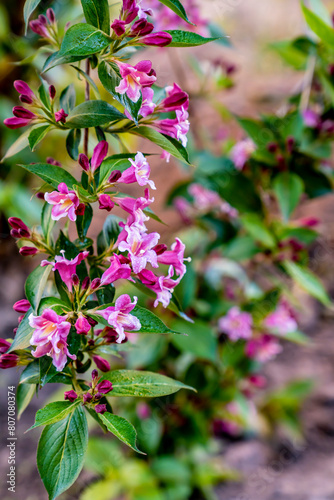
[241,214,276,248]
[71,65,101,99]
[48,23,111,70]
[28,401,81,430]
[60,84,76,114]
[132,305,182,335]
[171,319,217,362]
[156,0,194,25]
[98,412,145,453]
[302,4,334,47]
[166,30,221,47]
[76,203,93,240]
[281,330,309,345]
[103,214,124,246]
[1,127,31,162]
[66,100,125,128]
[19,163,77,190]
[104,370,196,397]
[17,383,36,419]
[273,172,304,222]
[28,125,51,152]
[130,126,190,164]
[98,156,132,187]
[25,264,52,312]
[37,406,88,500]
[283,260,331,306]
[66,129,82,160]
[98,61,142,124]
[23,0,41,32]
[38,81,51,110]
[8,308,34,352]
[81,0,110,34]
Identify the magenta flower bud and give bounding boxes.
[267,142,278,153]
[4,117,33,129]
[82,277,91,290]
[298,217,320,228]
[64,390,78,402]
[19,246,38,256]
[0,339,11,354]
[55,108,68,123]
[90,278,101,291]
[161,92,189,111]
[153,244,167,255]
[141,32,172,47]
[78,153,90,171]
[14,80,34,98]
[46,8,56,24]
[13,299,30,313]
[94,392,102,400]
[98,194,114,212]
[108,170,122,183]
[8,217,30,232]
[75,314,91,335]
[87,316,98,327]
[20,95,34,105]
[18,228,31,238]
[286,136,295,153]
[130,19,154,36]
[122,0,139,23]
[83,393,93,404]
[111,19,126,36]
[137,402,151,419]
[13,106,36,119]
[10,229,20,239]
[75,203,86,216]
[95,403,107,414]
[36,192,45,200]
[72,274,79,286]
[91,141,109,172]
[49,85,56,100]
[92,369,98,380]
[38,14,48,25]
[0,353,19,369]
[96,380,113,394]
[29,19,49,37]
[46,157,62,167]
[93,355,111,372]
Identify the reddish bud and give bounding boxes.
[87,316,98,327]
[0,339,11,354]
[92,369,98,380]
[286,136,295,153]
[111,19,126,36]
[55,108,68,123]
[94,403,107,414]
[78,153,90,172]
[90,278,101,291]
[20,95,33,105]
[75,204,86,216]
[64,390,78,402]
[10,229,20,239]
[8,217,30,232]
[36,192,45,200]
[19,246,38,256]
[96,380,113,394]
[83,393,93,404]
[108,170,122,183]
[46,157,62,167]
[93,355,111,372]
[49,85,56,99]
[130,19,154,36]
[72,274,80,286]
[267,142,278,153]
[153,244,167,255]
[94,392,102,400]
[82,277,91,290]
[141,32,172,47]
[75,314,91,335]
[46,8,56,24]
[98,194,114,212]
[13,106,36,119]
[13,299,30,313]
[14,80,34,98]
[18,228,31,238]
[0,353,19,369]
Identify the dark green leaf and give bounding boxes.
[130,126,190,164]
[28,125,51,152]
[17,383,36,419]
[66,129,82,160]
[98,412,144,453]
[25,264,52,312]
[66,100,125,128]
[8,308,33,352]
[104,369,195,397]
[60,84,76,114]
[37,406,88,500]
[81,0,110,34]
[28,401,81,430]
[273,172,304,222]
[156,0,194,25]
[132,305,182,335]
[19,163,77,190]
[166,30,221,47]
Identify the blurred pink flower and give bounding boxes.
[218,307,253,341]
[263,301,297,336]
[245,334,282,363]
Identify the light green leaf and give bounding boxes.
[71,65,101,99]
[283,260,331,306]
[132,305,182,335]
[17,383,36,419]
[273,172,304,222]
[25,264,52,312]
[171,320,217,362]
[104,369,196,397]
[28,401,81,430]
[8,308,33,352]
[28,125,52,152]
[37,406,88,500]
[1,127,31,162]
[166,30,221,47]
[19,163,77,189]
[98,412,145,454]
[66,100,125,128]
[241,214,276,248]
[23,0,42,32]
[81,0,110,34]
[302,4,334,47]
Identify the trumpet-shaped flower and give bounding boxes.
[138,268,178,308]
[157,107,190,146]
[44,183,80,222]
[118,152,156,189]
[100,254,132,285]
[116,188,154,232]
[96,294,141,343]
[41,250,89,292]
[29,309,75,371]
[115,60,156,103]
[157,237,188,279]
[118,225,160,273]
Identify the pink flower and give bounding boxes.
[96,380,113,394]
[160,83,189,111]
[263,301,298,336]
[4,106,37,129]
[14,80,35,103]
[121,0,139,23]
[29,309,76,371]
[302,109,320,128]
[139,87,156,117]
[116,188,154,231]
[157,237,188,279]
[188,184,223,211]
[230,138,255,170]
[111,19,126,36]
[98,194,114,212]
[0,339,11,354]
[44,183,80,222]
[138,268,178,308]
[115,60,157,103]
[118,152,156,189]
[218,307,253,341]
[95,403,107,414]
[100,254,132,285]
[96,294,141,343]
[157,107,190,146]
[174,196,193,224]
[41,250,89,292]
[54,108,68,123]
[245,334,282,363]
[75,313,91,335]
[118,225,160,273]
[92,355,111,372]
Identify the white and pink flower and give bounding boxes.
[230,138,255,170]
[245,334,282,363]
[29,309,75,371]
[44,183,79,222]
[118,225,160,273]
[157,106,190,147]
[115,60,156,103]
[263,301,298,336]
[139,268,178,307]
[100,254,132,285]
[157,237,188,279]
[118,152,156,189]
[41,250,89,292]
[96,294,141,343]
[218,307,253,341]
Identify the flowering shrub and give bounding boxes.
[0,0,222,498]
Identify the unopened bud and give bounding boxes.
[19,246,38,256]
[108,170,122,183]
